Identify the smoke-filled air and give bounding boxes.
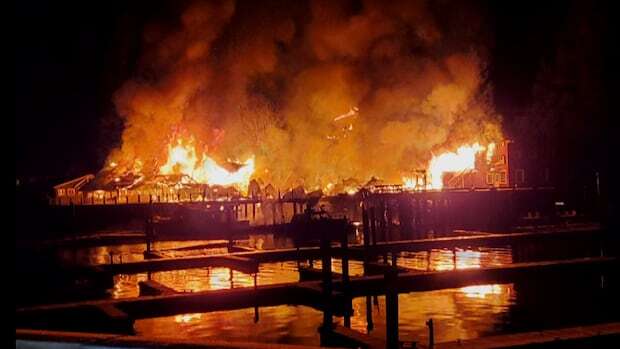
[103,0,503,194]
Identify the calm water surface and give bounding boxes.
[56,238,616,345]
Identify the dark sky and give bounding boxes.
[15,0,612,182]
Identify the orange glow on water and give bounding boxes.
[460,284,503,299]
[175,313,203,323]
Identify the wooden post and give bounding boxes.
[453,247,457,270]
[320,229,333,338]
[362,204,371,248]
[362,203,372,279]
[385,267,399,349]
[341,227,350,286]
[426,319,434,349]
[386,200,393,241]
[380,200,387,242]
[145,216,153,254]
[280,198,285,223]
[341,225,351,328]
[229,268,234,289]
[254,305,259,323]
[427,250,432,271]
[366,295,374,331]
[370,206,377,247]
[228,234,234,254]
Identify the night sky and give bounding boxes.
[15,1,613,189]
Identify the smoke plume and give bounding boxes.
[106,0,502,190]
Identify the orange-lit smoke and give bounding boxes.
[103,0,503,192]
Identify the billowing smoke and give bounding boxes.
[105,0,502,191]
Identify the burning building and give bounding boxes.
[52,0,518,205]
[423,139,512,190]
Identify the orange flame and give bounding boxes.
[427,143,484,189]
[159,137,255,193]
[403,142,496,190]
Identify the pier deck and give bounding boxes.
[16,256,617,333]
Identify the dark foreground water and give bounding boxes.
[51,239,619,346]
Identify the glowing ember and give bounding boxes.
[427,143,485,189]
[333,106,359,121]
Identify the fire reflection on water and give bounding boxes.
[175,313,202,323]
[111,247,511,298]
[123,245,516,344]
[461,284,505,299]
[343,283,515,344]
[111,261,300,298]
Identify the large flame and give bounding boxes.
[403,142,492,190]
[159,137,255,193]
[427,143,485,189]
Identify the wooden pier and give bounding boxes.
[17,322,620,349]
[16,256,617,334]
[16,329,335,349]
[73,225,604,277]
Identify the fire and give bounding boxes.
[201,156,255,190]
[402,142,496,190]
[160,139,200,177]
[402,176,426,191]
[427,143,485,189]
[159,137,255,193]
[486,142,496,164]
